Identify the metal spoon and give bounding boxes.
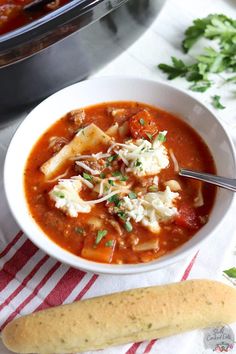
[179,168,236,192]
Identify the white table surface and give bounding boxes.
[0,0,236,353]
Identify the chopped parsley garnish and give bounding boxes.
[159,57,189,80]
[135,159,142,167]
[108,194,121,206]
[212,95,225,110]
[146,132,153,141]
[139,118,145,126]
[107,154,118,166]
[83,172,93,181]
[157,132,167,142]
[158,14,236,108]
[100,172,106,179]
[53,191,65,198]
[223,267,236,279]
[112,171,122,177]
[108,179,115,186]
[117,211,127,221]
[120,175,128,181]
[74,227,85,235]
[128,192,137,199]
[148,185,158,192]
[105,240,115,247]
[189,80,211,92]
[225,76,236,83]
[112,171,128,181]
[124,221,133,232]
[104,185,109,192]
[95,230,107,245]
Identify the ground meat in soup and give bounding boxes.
[24,101,216,264]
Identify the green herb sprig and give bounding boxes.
[223,267,236,279]
[158,14,236,109]
[212,95,225,109]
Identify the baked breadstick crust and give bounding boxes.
[2,279,236,354]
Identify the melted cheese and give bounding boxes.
[122,187,179,233]
[111,137,169,177]
[49,177,91,217]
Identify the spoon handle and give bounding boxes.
[179,168,236,192]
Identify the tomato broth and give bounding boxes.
[24,101,216,264]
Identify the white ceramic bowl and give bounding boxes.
[4,77,236,274]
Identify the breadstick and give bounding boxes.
[2,279,236,354]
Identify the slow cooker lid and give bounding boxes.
[0,0,128,67]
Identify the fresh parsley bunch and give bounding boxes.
[158,14,236,108]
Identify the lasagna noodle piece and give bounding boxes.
[40,124,111,179]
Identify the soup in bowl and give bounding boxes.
[4,77,236,274]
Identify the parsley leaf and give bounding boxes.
[146,132,153,141]
[112,171,122,177]
[108,194,121,206]
[148,185,158,192]
[106,154,118,166]
[105,240,115,247]
[196,47,228,73]
[157,132,167,142]
[117,211,127,221]
[189,80,211,92]
[135,159,142,167]
[139,118,145,126]
[225,76,236,83]
[223,267,236,278]
[128,192,137,199]
[182,14,236,52]
[212,95,225,109]
[205,14,236,48]
[112,171,128,181]
[158,14,236,109]
[158,57,189,80]
[107,154,118,163]
[182,15,213,52]
[83,172,93,181]
[124,221,133,232]
[53,191,65,198]
[108,179,115,186]
[95,230,107,245]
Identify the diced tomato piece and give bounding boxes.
[129,110,159,139]
[81,236,116,263]
[175,204,199,229]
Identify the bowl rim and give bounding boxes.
[4,76,236,275]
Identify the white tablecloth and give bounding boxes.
[0,0,236,353]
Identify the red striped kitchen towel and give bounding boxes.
[0,228,198,354]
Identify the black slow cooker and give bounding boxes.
[0,0,165,120]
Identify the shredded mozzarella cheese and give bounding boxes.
[72,152,111,160]
[110,138,169,177]
[75,161,100,175]
[169,149,179,173]
[45,168,70,183]
[49,178,91,217]
[48,126,182,234]
[122,187,179,233]
[76,175,94,189]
